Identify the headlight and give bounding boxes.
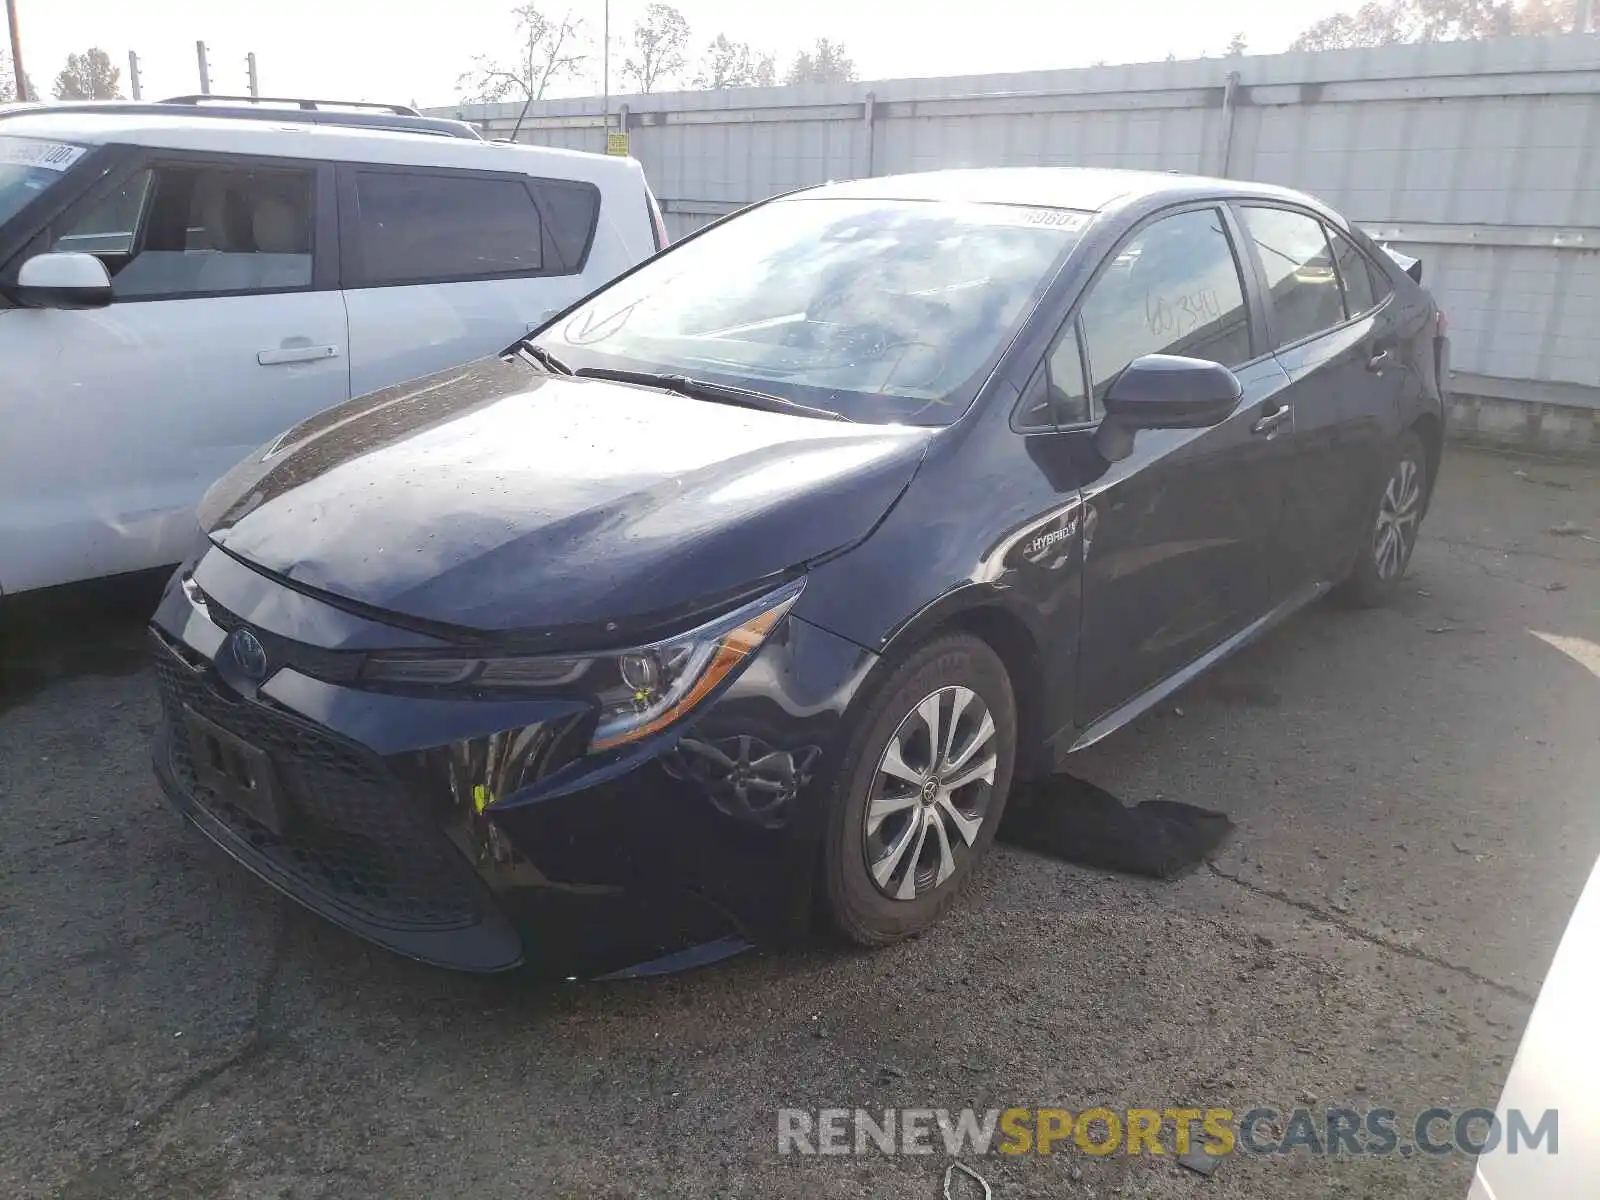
[359,580,804,751]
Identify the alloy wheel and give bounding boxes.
[1373,456,1422,582]
[863,685,998,901]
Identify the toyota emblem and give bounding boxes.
[228,628,270,682]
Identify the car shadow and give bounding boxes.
[0,568,168,717]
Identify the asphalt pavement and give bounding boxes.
[2,445,1597,1199]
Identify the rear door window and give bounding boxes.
[1240,206,1346,347]
[350,169,544,286]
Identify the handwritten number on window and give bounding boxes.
[1146,294,1176,337]
[1146,288,1220,340]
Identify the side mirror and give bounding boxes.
[4,252,113,310]
[1102,354,1242,430]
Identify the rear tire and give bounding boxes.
[1338,430,1428,608]
[821,634,1017,947]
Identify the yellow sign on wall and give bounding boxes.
[606,131,630,157]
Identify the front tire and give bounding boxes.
[1339,430,1428,608]
[821,633,1017,947]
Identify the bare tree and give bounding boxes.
[622,3,690,94]
[1225,32,1249,55]
[1290,0,1565,49]
[458,2,587,102]
[694,33,776,89]
[52,48,122,100]
[784,37,856,85]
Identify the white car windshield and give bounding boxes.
[0,136,88,229]
[539,196,1088,425]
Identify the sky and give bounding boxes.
[12,0,1356,109]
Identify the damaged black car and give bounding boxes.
[149,167,1448,975]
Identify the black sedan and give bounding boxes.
[149,168,1448,975]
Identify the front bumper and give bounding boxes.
[148,548,876,976]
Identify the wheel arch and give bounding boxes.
[1408,411,1443,515]
[871,587,1056,783]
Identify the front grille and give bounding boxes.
[200,592,362,685]
[152,632,482,931]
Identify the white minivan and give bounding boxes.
[0,98,666,595]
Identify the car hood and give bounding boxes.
[201,357,934,637]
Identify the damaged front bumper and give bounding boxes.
[148,548,876,977]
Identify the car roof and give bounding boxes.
[801,167,1323,218]
[0,108,643,187]
[1,97,484,139]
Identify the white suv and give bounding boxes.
[0,98,666,595]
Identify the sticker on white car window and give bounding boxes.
[0,138,88,172]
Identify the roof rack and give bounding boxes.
[160,95,423,115]
[0,97,483,141]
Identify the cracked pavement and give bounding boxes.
[2,446,1597,1199]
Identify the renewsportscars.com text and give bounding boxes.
[777,1106,1558,1159]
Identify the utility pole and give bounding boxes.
[127,50,142,100]
[602,0,610,133]
[195,40,210,94]
[246,51,258,97]
[5,0,28,103]
[1576,0,1594,32]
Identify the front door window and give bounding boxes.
[1079,206,1253,404]
[50,162,315,298]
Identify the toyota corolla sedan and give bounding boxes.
[148,168,1448,976]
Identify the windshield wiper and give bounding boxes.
[573,367,851,422]
[511,340,575,375]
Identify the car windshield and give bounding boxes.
[0,136,88,229]
[538,196,1088,425]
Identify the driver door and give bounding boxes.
[1068,205,1294,734]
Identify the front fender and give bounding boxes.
[794,485,1088,776]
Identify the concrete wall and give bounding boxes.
[438,36,1600,453]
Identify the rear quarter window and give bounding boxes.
[1365,255,1395,303]
[531,179,600,271]
[350,169,544,286]
[1326,227,1380,315]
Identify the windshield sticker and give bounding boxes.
[0,138,87,172]
[994,206,1092,232]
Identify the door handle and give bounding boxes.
[1252,404,1291,436]
[1366,348,1392,373]
[525,309,558,332]
[257,344,339,366]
